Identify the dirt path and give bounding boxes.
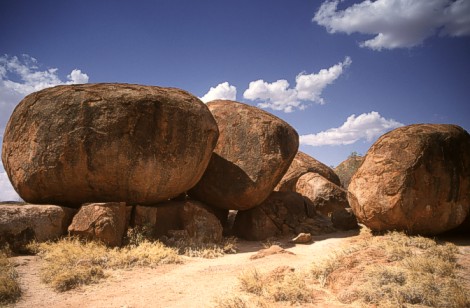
[7,230,469,308]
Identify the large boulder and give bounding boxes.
[0,202,76,252]
[233,191,335,241]
[275,151,340,191]
[68,202,128,247]
[189,100,299,210]
[2,83,219,207]
[180,200,223,243]
[294,172,349,216]
[348,124,470,235]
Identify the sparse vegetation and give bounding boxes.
[35,236,181,291]
[237,268,314,304]
[310,229,470,307]
[169,235,238,259]
[0,247,21,304]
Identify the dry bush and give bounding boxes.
[36,237,181,291]
[213,294,270,308]
[310,229,470,307]
[238,268,314,304]
[0,249,21,304]
[172,236,238,259]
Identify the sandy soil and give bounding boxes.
[6,230,469,308]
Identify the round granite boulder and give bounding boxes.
[348,124,470,235]
[189,100,298,210]
[2,83,219,206]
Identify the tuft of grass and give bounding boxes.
[238,268,314,304]
[36,237,181,291]
[213,294,269,308]
[171,236,238,259]
[310,229,470,307]
[0,249,21,304]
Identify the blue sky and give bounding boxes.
[1,0,470,200]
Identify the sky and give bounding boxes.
[1,0,469,201]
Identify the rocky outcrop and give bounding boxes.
[189,100,299,210]
[334,154,364,189]
[331,208,358,230]
[295,172,349,217]
[276,151,340,191]
[180,201,223,243]
[68,202,127,247]
[233,191,335,241]
[2,83,219,207]
[0,202,76,252]
[348,124,470,235]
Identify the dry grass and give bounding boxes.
[0,247,21,305]
[213,294,270,308]
[35,237,181,291]
[310,229,470,307]
[237,268,314,305]
[171,236,238,259]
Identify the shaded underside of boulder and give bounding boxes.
[233,191,336,241]
[189,100,299,210]
[0,202,76,252]
[2,83,219,207]
[348,124,470,235]
[275,151,341,191]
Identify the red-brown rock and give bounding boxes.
[0,202,76,252]
[189,100,299,210]
[2,83,219,207]
[233,191,335,241]
[348,124,470,235]
[334,154,364,189]
[180,200,223,243]
[276,151,340,191]
[68,202,127,247]
[294,172,349,216]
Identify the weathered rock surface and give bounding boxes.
[0,202,76,252]
[334,154,364,189]
[2,83,219,207]
[276,151,340,191]
[331,207,358,230]
[133,200,223,243]
[295,172,349,216]
[233,191,335,241]
[68,202,127,247]
[348,124,470,235]
[180,200,223,243]
[250,245,295,260]
[189,100,298,210]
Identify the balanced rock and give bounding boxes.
[295,172,349,216]
[189,100,298,210]
[348,124,470,235]
[68,202,127,247]
[2,83,219,206]
[233,191,335,241]
[0,202,76,252]
[276,151,340,191]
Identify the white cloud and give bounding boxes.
[0,54,89,201]
[243,57,351,113]
[314,0,470,50]
[300,111,403,146]
[0,171,20,201]
[200,82,237,103]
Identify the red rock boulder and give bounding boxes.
[275,151,340,191]
[348,124,470,235]
[189,100,298,210]
[68,202,128,247]
[2,83,219,207]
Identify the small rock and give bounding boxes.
[250,245,295,260]
[290,233,312,244]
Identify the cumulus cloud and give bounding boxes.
[300,111,403,146]
[0,54,89,201]
[0,171,20,201]
[314,0,470,50]
[200,82,237,103]
[243,57,351,113]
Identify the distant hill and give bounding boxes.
[334,153,364,189]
